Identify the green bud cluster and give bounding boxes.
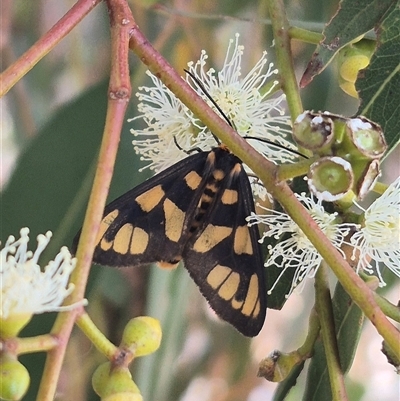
[293,111,387,204]
[92,316,162,401]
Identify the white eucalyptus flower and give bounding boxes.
[1,228,77,335]
[130,33,294,175]
[247,193,356,297]
[351,176,400,285]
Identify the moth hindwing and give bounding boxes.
[74,146,266,336]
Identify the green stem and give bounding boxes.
[277,156,317,181]
[266,0,303,121]
[372,180,389,195]
[76,313,118,359]
[374,293,400,323]
[36,2,134,400]
[289,26,323,44]
[258,308,320,382]
[8,335,58,356]
[297,307,321,358]
[315,264,348,401]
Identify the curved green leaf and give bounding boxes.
[358,3,400,155]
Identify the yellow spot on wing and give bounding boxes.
[96,210,119,245]
[213,169,225,180]
[136,185,165,212]
[219,271,240,300]
[241,274,259,316]
[113,223,133,254]
[193,225,232,252]
[221,189,238,205]
[253,299,261,317]
[100,237,113,251]
[184,171,202,190]
[163,198,185,242]
[231,163,242,176]
[234,226,253,255]
[130,227,149,254]
[207,265,231,288]
[231,298,244,310]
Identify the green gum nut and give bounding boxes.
[0,354,30,401]
[293,111,334,152]
[120,316,162,357]
[345,117,387,160]
[308,156,354,202]
[0,314,33,339]
[92,362,142,400]
[92,362,113,396]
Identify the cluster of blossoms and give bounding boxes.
[129,34,400,296]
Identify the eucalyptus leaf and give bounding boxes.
[358,3,400,155]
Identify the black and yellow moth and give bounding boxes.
[74,144,266,337]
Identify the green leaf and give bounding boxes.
[300,0,395,86]
[357,3,400,155]
[273,361,306,401]
[303,282,364,401]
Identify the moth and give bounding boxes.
[73,143,266,336]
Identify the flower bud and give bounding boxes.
[0,314,32,339]
[308,156,354,202]
[92,362,142,401]
[258,350,302,382]
[0,354,30,400]
[337,39,375,98]
[120,317,162,357]
[92,362,112,397]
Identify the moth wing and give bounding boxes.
[73,151,209,267]
[183,164,266,336]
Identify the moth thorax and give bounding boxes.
[189,169,226,233]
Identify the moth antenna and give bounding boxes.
[185,68,233,145]
[243,136,308,159]
[184,69,306,160]
[173,136,202,155]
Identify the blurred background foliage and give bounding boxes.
[1,1,399,400]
